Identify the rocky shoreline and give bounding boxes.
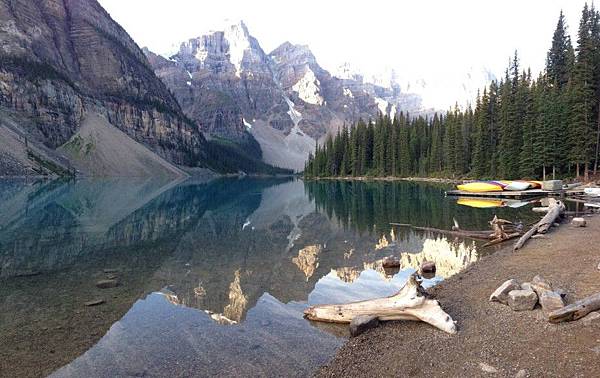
[318,215,600,377]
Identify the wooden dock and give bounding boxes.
[445,189,554,199]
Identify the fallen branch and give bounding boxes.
[389,222,493,239]
[548,292,600,323]
[514,199,565,251]
[482,232,521,247]
[303,273,457,334]
[390,218,520,243]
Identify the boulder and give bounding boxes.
[96,279,119,289]
[554,288,567,299]
[582,312,600,326]
[539,291,565,313]
[349,315,380,337]
[420,261,436,275]
[530,275,552,296]
[572,217,586,227]
[508,289,538,311]
[382,256,400,269]
[521,282,533,291]
[598,261,600,271]
[490,279,521,305]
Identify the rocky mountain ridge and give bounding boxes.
[0,1,290,176]
[145,21,431,171]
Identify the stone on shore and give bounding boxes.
[572,217,586,227]
[521,282,533,291]
[554,288,567,299]
[515,369,528,378]
[530,275,552,296]
[582,311,600,326]
[508,289,538,311]
[490,279,521,305]
[478,362,498,373]
[349,315,380,337]
[84,299,105,306]
[539,291,564,313]
[96,279,119,289]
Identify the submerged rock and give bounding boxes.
[382,256,400,268]
[508,289,538,311]
[420,261,436,275]
[490,279,521,305]
[349,315,380,337]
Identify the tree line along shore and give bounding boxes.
[305,4,600,182]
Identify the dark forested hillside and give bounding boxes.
[305,4,600,180]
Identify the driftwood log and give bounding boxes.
[513,199,565,251]
[303,274,457,334]
[548,292,600,323]
[391,216,521,247]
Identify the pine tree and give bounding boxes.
[547,10,575,90]
[570,3,596,178]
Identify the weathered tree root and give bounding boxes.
[303,274,457,334]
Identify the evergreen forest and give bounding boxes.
[305,4,600,180]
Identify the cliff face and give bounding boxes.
[0,0,207,173]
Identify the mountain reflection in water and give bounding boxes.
[0,178,539,377]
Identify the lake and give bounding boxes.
[0,178,541,377]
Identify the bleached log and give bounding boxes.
[514,199,565,251]
[303,274,457,334]
[532,207,550,213]
[548,292,600,323]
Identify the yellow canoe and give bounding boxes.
[456,182,504,192]
[457,198,505,208]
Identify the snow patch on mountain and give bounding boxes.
[374,97,389,115]
[343,88,354,98]
[223,21,251,77]
[292,69,324,106]
[335,62,362,81]
[243,118,253,129]
[284,96,302,126]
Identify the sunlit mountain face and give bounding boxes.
[0,178,540,377]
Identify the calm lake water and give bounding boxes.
[0,178,541,377]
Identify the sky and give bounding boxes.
[99,0,590,108]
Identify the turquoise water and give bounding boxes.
[0,178,540,377]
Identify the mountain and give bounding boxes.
[0,1,290,177]
[333,63,497,111]
[145,21,428,171]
